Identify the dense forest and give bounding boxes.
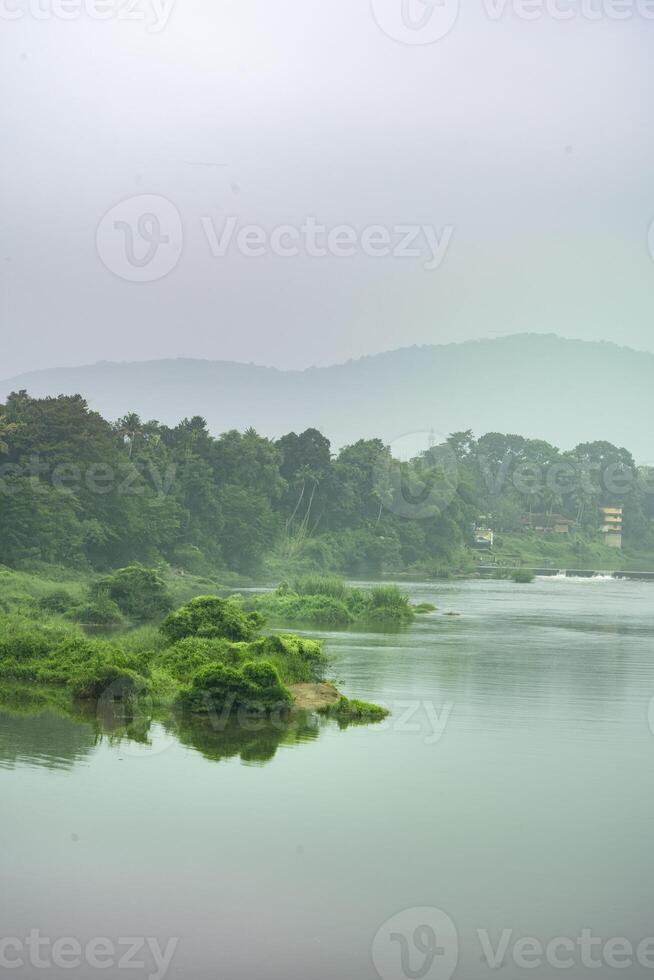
[1,391,653,577]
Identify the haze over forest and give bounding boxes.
[2,334,651,460]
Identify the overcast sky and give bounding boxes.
[1,0,652,378]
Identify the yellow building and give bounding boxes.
[600,507,623,549]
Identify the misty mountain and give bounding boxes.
[1,334,651,461]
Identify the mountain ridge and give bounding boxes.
[2,334,651,460]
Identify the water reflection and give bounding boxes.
[0,691,97,771]
[175,711,320,764]
[0,684,327,770]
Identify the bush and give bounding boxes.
[35,635,144,691]
[179,660,292,714]
[72,590,125,626]
[156,632,326,685]
[254,591,353,628]
[364,585,413,625]
[155,636,243,681]
[0,616,74,673]
[70,665,144,701]
[160,595,263,644]
[320,696,388,722]
[91,566,173,622]
[246,634,327,683]
[251,580,415,629]
[292,575,349,600]
[37,589,76,614]
[512,569,535,583]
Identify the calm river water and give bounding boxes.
[2,577,654,979]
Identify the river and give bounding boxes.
[2,577,654,979]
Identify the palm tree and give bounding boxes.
[115,413,143,458]
[0,412,18,455]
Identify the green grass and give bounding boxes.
[0,610,326,712]
[0,580,390,723]
[319,696,389,723]
[291,575,350,600]
[249,577,417,629]
[487,532,654,572]
[0,563,244,626]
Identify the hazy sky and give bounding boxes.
[1,0,652,378]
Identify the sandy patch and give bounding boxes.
[289,682,340,711]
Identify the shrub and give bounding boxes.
[369,584,409,609]
[512,569,535,584]
[320,696,388,722]
[246,633,327,683]
[0,616,75,669]
[179,660,292,714]
[254,591,353,628]
[72,590,125,626]
[38,589,76,614]
[35,635,144,692]
[160,596,263,644]
[292,575,349,600]
[91,566,173,622]
[252,580,416,629]
[155,636,244,680]
[70,665,144,701]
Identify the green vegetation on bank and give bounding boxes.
[3,392,654,582]
[319,696,389,724]
[0,581,389,724]
[480,531,644,573]
[0,596,322,707]
[247,577,417,628]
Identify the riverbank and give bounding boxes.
[0,579,389,726]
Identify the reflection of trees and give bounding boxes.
[0,687,96,771]
[0,683,327,770]
[174,710,321,765]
